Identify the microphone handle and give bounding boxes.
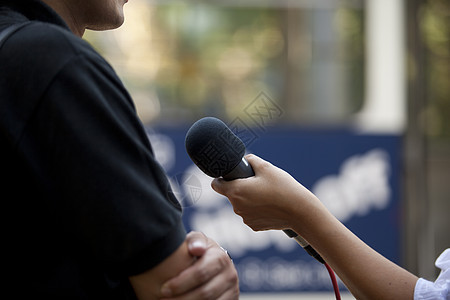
[222,157,255,181]
[284,229,325,264]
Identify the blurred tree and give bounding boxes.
[420,0,450,140]
[85,0,365,127]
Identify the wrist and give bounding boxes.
[288,188,335,239]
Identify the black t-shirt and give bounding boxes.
[0,1,186,298]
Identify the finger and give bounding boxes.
[211,175,251,196]
[161,257,238,300]
[216,287,240,300]
[244,154,272,175]
[160,247,229,298]
[160,274,227,300]
[211,178,226,195]
[244,153,257,163]
[185,231,207,257]
[244,153,262,167]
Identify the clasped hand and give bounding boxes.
[160,232,239,300]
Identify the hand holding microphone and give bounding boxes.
[185,117,325,264]
[211,154,311,230]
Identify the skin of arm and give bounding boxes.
[211,154,418,300]
[129,240,195,300]
[129,231,239,300]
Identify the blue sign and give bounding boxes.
[147,125,402,293]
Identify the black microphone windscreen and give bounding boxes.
[185,117,246,178]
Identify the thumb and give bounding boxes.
[186,231,208,257]
[244,154,269,172]
[244,153,258,164]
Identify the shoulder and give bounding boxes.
[435,248,450,268]
[3,21,104,70]
[414,249,450,300]
[0,20,114,85]
[0,20,121,105]
[0,21,125,143]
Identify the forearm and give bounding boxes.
[129,241,195,300]
[291,195,418,300]
[129,232,239,300]
[212,154,418,299]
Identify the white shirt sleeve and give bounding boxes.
[414,249,450,300]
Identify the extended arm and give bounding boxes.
[291,198,418,300]
[212,154,418,300]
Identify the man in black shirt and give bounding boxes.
[0,0,238,298]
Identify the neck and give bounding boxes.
[41,0,85,37]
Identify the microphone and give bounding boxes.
[185,117,325,264]
[185,116,254,180]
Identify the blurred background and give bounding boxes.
[85,0,449,298]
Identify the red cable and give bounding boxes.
[324,262,341,300]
